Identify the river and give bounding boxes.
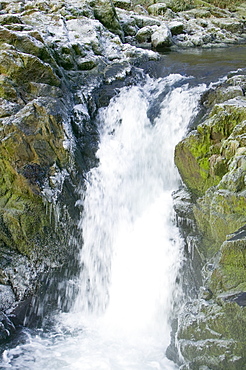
[1,46,246,370]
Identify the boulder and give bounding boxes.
[148,3,167,16]
[151,25,172,49]
[136,25,158,43]
[113,0,132,10]
[168,20,184,35]
[92,0,124,38]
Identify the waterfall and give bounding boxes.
[1,74,206,369]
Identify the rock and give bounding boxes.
[92,0,124,38]
[168,20,184,35]
[1,0,246,357]
[133,5,148,15]
[174,74,246,369]
[136,25,158,43]
[113,0,132,10]
[148,3,167,16]
[0,312,15,342]
[159,0,192,12]
[175,97,246,196]
[194,188,246,256]
[177,298,246,370]
[183,8,212,18]
[0,98,21,117]
[212,18,245,33]
[117,8,138,36]
[210,226,246,293]
[201,86,244,108]
[131,14,161,28]
[0,49,60,87]
[0,285,15,311]
[151,25,172,49]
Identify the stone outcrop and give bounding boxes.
[174,73,246,369]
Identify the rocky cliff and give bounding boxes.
[174,74,246,369]
[0,0,246,368]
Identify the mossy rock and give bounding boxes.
[0,97,69,258]
[0,26,52,64]
[175,97,246,196]
[194,188,246,256]
[209,227,246,293]
[178,298,246,369]
[0,49,60,87]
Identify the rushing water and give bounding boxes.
[2,45,246,369]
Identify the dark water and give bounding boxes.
[142,44,246,83]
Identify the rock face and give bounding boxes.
[174,74,246,369]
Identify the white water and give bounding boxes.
[1,74,206,370]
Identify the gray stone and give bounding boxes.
[151,25,172,49]
[136,25,158,43]
[0,285,15,311]
[168,20,184,35]
[132,14,161,28]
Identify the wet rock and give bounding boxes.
[0,49,60,87]
[0,312,15,342]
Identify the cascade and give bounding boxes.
[1,73,206,369]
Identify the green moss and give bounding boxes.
[0,94,69,259]
[0,49,60,87]
[175,99,246,197]
[194,189,246,256]
[210,237,246,292]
